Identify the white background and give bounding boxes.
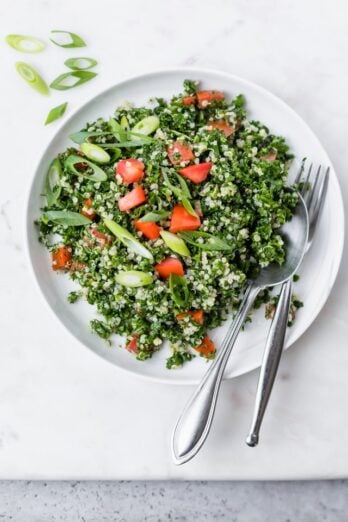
[0,0,347,481]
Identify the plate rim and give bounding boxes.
[24,66,345,385]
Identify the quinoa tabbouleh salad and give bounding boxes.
[37,79,302,369]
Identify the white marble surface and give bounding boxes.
[0,0,347,481]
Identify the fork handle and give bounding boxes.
[246,279,292,447]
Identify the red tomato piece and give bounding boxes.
[51,246,72,271]
[177,310,204,325]
[181,95,196,106]
[118,186,147,211]
[197,90,225,108]
[260,151,278,161]
[155,257,184,278]
[178,162,212,184]
[208,120,234,137]
[81,197,96,220]
[116,159,145,184]
[194,336,216,357]
[167,141,194,165]
[126,335,139,354]
[134,220,161,240]
[169,205,201,233]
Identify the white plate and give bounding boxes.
[26,68,344,385]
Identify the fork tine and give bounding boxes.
[293,159,306,184]
[300,163,313,200]
[305,165,322,211]
[310,166,329,227]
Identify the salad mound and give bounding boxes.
[37,80,300,368]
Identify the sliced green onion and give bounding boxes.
[162,170,197,217]
[178,231,233,251]
[169,274,189,307]
[43,210,90,226]
[45,158,62,207]
[64,57,97,70]
[109,117,127,141]
[80,143,110,164]
[45,102,68,125]
[69,130,107,144]
[5,34,45,53]
[65,155,107,182]
[97,140,153,148]
[49,30,86,48]
[160,231,190,257]
[104,219,153,260]
[120,115,129,130]
[181,197,198,217]
[115,270,153,288]
[139,210,170,223]
[131,115,159,140]
[15,62,49,95]
[50,71,97,91]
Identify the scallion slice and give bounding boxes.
[5,34,45,53]
[80,143,110,164]
[169,274,189,307]
[49,30,86,48]
[64,155,107,182]
[45,158,62,207]
[104,220,153,260]
[64,57,97,70]
[50,71,97,91]
[160,231,190,257]
[115,271,153,288]
[131,115,159,140]
[15,62,49,95]
[45,102,68,125]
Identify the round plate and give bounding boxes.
[26,68,344,385]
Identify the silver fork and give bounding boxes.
[246,162,330,447]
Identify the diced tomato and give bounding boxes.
[178,162,212,184]
[126,335,139,354]
[81,197,96,220]
[208,120,234,137]
[155,257,184,278]
[69,261,86,272]
[194,336,216,357]
[167,141,194,165]
[169,205,201,233]
[116,159,145,184]
[197,90,225,108]
[177,310,204,325]
[51,246,72,271]
[134,220,161,240]
[118,186,147,211]
[91,228,111,248]
[181,95,196,106]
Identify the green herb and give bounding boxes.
[68,291,82,303]
[169,274,189,307]
[49,30,86,48]
[104,219,153,260]
[50,71,97,90]
[166,350,194,369]
[5,34,45,53]
[178,231,233,251]
[90,319,113,339]
[293,274,300,282]
[43,210,91,226]
[160,231,190,257]
[45,102,68,125]
[64,57,97,70]
[15,62,49,95]
[64,154,107,182]
[139,211,170,223]
[115,271,153,288]
[45,158,62,206]
[80,143,110,164]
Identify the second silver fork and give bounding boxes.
[246,162,330,447]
